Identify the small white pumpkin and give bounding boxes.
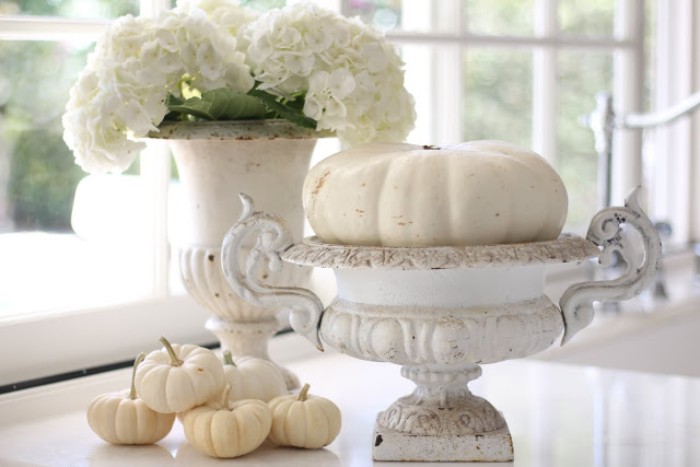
[181,386,272,458]
[268,383,341,449]
[302,140,568,247]
[87,353,175,444]
[222,350,288,403]
[134,337,224,414]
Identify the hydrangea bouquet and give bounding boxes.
[62,0,416,174]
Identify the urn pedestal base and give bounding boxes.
[371,364,514,462]
[373,425,513,462]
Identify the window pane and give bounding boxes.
[464,0,533,36]
[0,41,152,318]
[342,0,402,31]
[400,43,433,144]
[0,0,137,18]
[342,1,453,33]
[558,0,615,36]
[558,51,613,231]
[463,49,533,148]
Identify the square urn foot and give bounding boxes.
[372,423,514,462]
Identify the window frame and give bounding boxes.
[386,0,645,177]
[0,0,192,387]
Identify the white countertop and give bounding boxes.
[1,333,700,467]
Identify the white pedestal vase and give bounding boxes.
[221,189,660,462]
[151,120,325,390]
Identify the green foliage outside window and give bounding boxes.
[7,129,84,230]
[0,41,92,232]
[0,0,137,232]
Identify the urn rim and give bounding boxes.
[281,233,599,269]
[147,119,335,141]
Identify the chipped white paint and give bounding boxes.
[319,296,563,366]
[221,189,660,462]
[282,233,598,269]
[559,187,663,343]
[373,426,514,462]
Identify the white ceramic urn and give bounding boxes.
[221,189,660,462]
[150,120,327,389]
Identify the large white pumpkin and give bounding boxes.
[302,140,568,247]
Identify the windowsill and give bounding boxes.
[0,294,213,386]
[2,332,700,466]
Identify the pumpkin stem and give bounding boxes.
[220,384,232,409]
[298,383,311,402]
[129,352,146,400]
[159,336,184,367]
[223,350,236,367]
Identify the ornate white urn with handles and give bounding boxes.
[220,142,661,462]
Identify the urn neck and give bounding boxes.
[167,136,317,246]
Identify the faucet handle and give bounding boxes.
[221,193,325,351]
[559,187,662,345]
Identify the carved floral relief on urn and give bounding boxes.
[221,141,661,462]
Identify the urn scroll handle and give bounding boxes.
[559,187,662,345]
[220,193,325,351]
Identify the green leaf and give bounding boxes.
[166,94,185,107]
[162,94,188,121]
[167,88,267,121]
[249,88,317,129]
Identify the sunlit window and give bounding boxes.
[0,35,155,318]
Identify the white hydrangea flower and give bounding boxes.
[63,9,253,174]
[175,0,258,36]
[239,3,415,144]
[64,2,417,174]
[62,50,150,174]
[303,69,355,130]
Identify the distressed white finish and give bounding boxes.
[559,187,662,344]
[282,233,598,269]
[320,296,563,366]
[221,189,660,462]
[221,194,325,352]
[149,120,321,390]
